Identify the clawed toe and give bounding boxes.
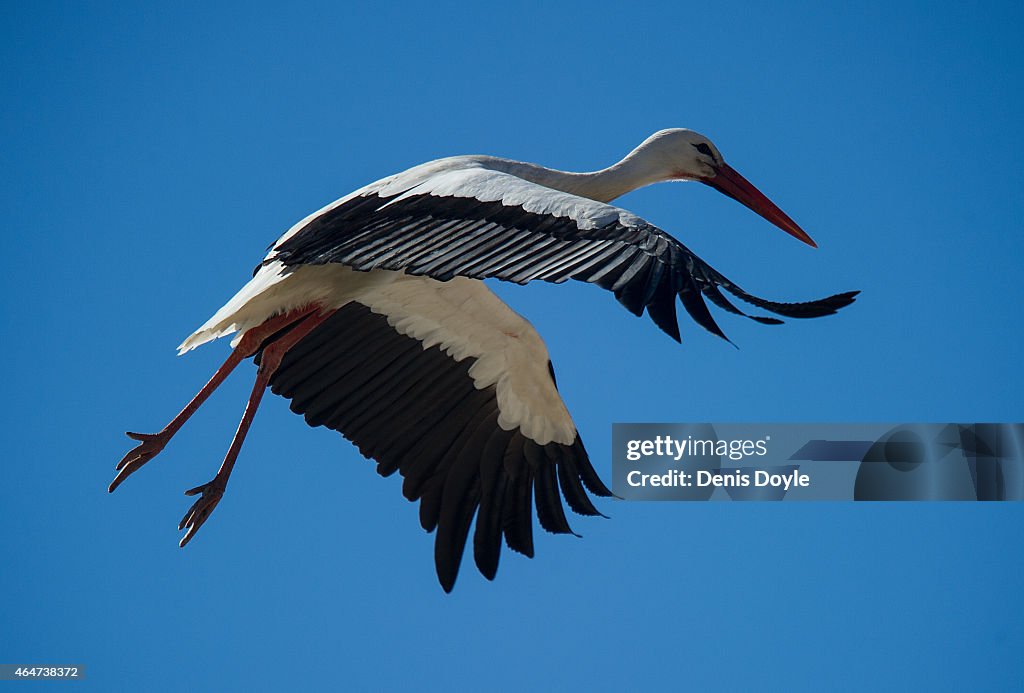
[125,431,159,444]
[108,431,169,493]
[178,481,225,547]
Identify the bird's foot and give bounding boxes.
[178,479,226,547]
[109,431,170,493]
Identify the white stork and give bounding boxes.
[111,129,856,591]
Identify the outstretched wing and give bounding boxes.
[270,166,858,343]
[256,276,612,592]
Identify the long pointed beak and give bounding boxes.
[702,163,817,248]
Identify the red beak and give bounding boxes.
[703,163,817,248]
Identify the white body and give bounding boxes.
[178,130,746,447]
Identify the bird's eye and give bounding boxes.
[692,143,714,157]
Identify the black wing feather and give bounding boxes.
[273,184,857,344]
[265,302,609,591]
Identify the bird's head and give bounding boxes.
[635,128,817,247]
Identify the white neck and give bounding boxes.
[491,140,681,204]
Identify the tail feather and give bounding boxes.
[177,262,291,354]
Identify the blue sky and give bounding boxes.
[2,1,1022,690]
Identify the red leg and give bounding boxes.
[109,306,319,493]
[177,308,337,547]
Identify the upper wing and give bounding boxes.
[269,166,858,343]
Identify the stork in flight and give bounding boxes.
[111,129,856,591]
